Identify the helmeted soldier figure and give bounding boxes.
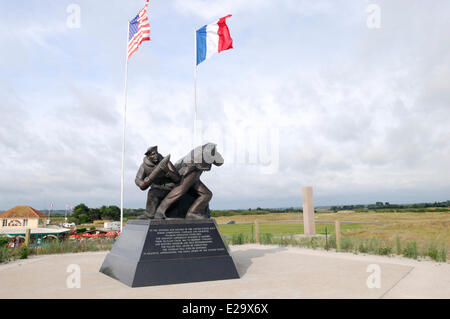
[135,146,181,219]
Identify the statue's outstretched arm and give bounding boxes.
[165,161,181,183]
[135,165,151,190]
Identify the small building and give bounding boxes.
[0,205,70,246]
[104,221,121,230]
[1,205,48,229]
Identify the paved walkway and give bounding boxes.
[0,244,448,298]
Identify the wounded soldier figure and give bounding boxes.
[135,143,224,220]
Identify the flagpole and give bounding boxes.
[120,22,130,233]
[194,27,198,146]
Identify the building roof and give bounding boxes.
[0,227,70,235]
[0,206,48,219]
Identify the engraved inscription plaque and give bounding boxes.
[142,223,226,259]
[99,219,239,287]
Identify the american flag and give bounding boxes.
[127,0,150,59]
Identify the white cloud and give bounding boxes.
[0,0,449,210]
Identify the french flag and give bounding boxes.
[196,15,233,65]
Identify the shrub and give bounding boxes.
[76,227,86,234]
[396,236,402,255]
[89,226,96,231]
[0,234,9,247]
[78,214,90,224]
[378,246,392,256]
[31,238,115,256]
[310,237,318,250]
[358,240,369,253]
[68,217,78,224]
[231,233,246,245]
[276,235,292,246]
[368,238,380,254]
[439,246,447,262]
[425,242,439,261]
[340,237,354,252]
[260,233,273,245]
[0,246,10,263]
[298,237,312,248]
[328,234,336,249]
[403,241,418,259]
[19,245,29,259]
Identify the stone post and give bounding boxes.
[335,220,341,251]
[302,186,316,235]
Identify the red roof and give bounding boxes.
[0,206,48,219]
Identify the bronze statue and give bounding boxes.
[135,143,223,220]
[135,146,181,219]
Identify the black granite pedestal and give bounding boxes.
[99,219,240,287]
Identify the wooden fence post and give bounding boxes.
[25,229,31,246]
[335,220,341,251]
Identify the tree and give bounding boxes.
[68,216,78,224]
[100,205,120,221]
[73,203,90,219]
[88,208,101,221]
[78,214,89,224]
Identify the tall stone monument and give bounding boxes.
[302,186,316,235]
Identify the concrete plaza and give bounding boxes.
[0,244,449,298]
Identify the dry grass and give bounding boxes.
[215,211,450,259]
[215,213,303,224]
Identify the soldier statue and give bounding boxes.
[135,143,223,220]
[135,146,181,219]
[155,143,224,219]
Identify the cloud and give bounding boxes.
[0,0,449,210]
[172,0,271,20]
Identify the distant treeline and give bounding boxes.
[121,207,303,218]
[69,204,121,224]
[331,200,450,211]
[211,207,302,217]
[45,199,450,224]
[37,210,71,216]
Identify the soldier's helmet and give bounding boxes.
[145,146,158,156]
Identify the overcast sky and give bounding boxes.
[0,0,449,210]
